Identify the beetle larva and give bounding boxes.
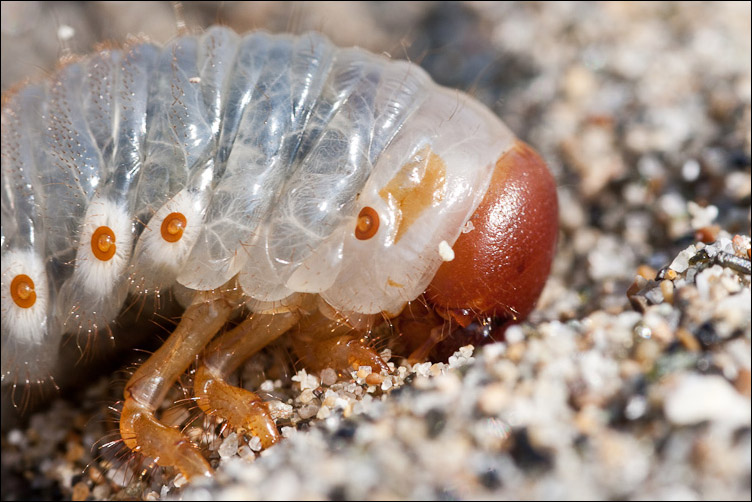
[1,26,558,478]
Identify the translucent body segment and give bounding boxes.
[274,58,433,296]
[82,49,122,168]
[213,32,277,170]
[108,42,161,199]
[129,189,205,294]
[232,41,369,300]
[196,26,241,139]
[134,29,238,217]
[1,85,46,252]
[130,29,238,294]
[38,61,107,263]
[1,250,53,383]
[182,32,338,292]
[179,34,299,290]
[1,86,59,383]
[237,47,387,301]
[55,43,161,335]
[321,89,516,315]
[56,196,133,334]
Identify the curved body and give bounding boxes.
[2,27,525,383]
[2,26,560,480]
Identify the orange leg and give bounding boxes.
[119,286,242,479]
[290,309,389,374]
[193,311,300,448]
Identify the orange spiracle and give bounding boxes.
[355,206,380,240]
[91,226,117,261]
[10,274,36,309]
[161,212,188,243]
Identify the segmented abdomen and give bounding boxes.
[1,26,514,383]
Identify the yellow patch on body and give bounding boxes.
[379,145,447,244]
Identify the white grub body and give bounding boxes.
[1,27,515,384]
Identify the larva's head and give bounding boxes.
[425,140,558,333]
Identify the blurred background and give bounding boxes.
[1,2,750,500]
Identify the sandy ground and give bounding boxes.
[1,2,750,500]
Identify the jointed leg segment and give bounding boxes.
[119,290,389,480]
[193,311,300,448]
[120,287,241,478]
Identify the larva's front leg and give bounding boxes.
[193,311,301,449]
[290,310,389,375]
[119,286,242,479]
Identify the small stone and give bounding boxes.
[430,363,445,377]
[644,286,664,304]
[669,245,696,273]
[695,225,720,244]
[292,369,320,391]
[218,432,239,458]
[71,481,90,502]
[735,369,751,398]
[462,220,475,233]
[681,159,701,181]
[248,436,262,452]
[7,429,24,446]
[381,376,393,391]
[624,395,647,420]
[298,403,319,420]
[637,264,657,279]
[92,484,110,500]
[267,399,293,420]
[505,325,525,344]
[65,440,84,462]
[413,362,432,377]
[676,328,700,352]
[659,280,675,304]
[320,390,335,408]
[687,201,719,230]
[238,445,255,461]
[365,373,383,386]
[320,368,338,386]
[506,342,526,363]
[357,366,372,379]
[316,405,332,419]
[298,389,316,404]
[438,240,455,261]
[87,465,105,485]
[664,374,751,426]
[634,339,660,368]
[478,384,509,415]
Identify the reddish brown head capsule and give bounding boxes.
[426,140,558,328]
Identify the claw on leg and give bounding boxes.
[194,365,280,448]
[291,310,389,374]
[120,399,212,479]
[120,286,241,479]
[193,311,300,448]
